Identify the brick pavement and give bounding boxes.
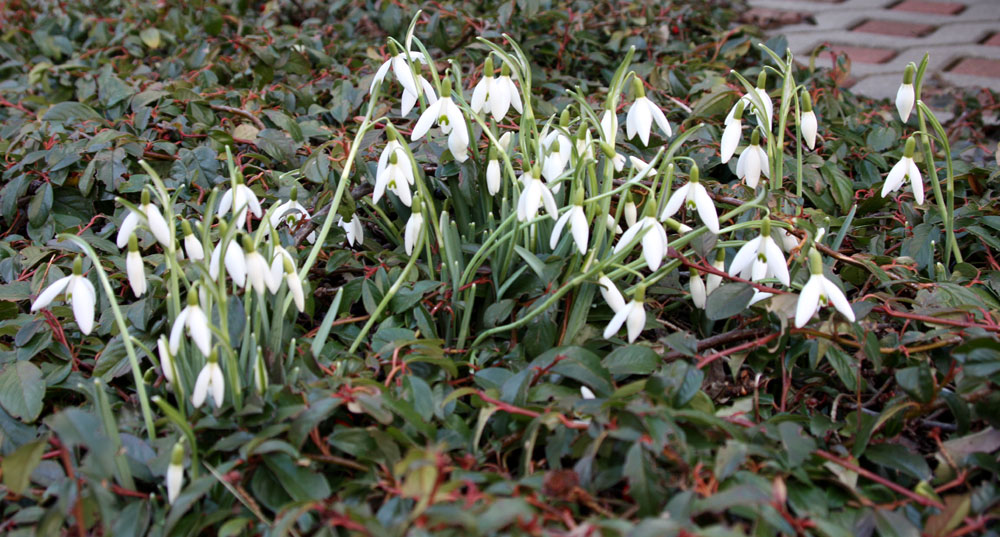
[743,0,1000,100]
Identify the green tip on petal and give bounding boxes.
[808,247,824,275]
[903,63,915,85]
[73,256,83,275]
[756,71,766,90]
[170,442,184,465]
[128,233,139,252]
[801,90,813,112]
[389,151,399,165]
[904,137,916,158]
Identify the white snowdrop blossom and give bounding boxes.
[471,57,523,122]
[726,73,773,131]
[603,285,647,343]
[338,213,364,247]
[728,220,790,287]
[369,42,427,98]
[794,248,856,328]
[373,137,415,206]
[192,355,225,408]
[269,190,316,243]
[157,335,175,385]
[736,129,770,188]
[896,64,915,123]
[615,213,669,271]
[486,157,502,195]
[690,269,707,309]
[117,189,172,249]
[209,235,247,288]
[30,257,96,335]
[404,209,424,256]
[662,167,720,234]
[218,181,262,229]
[600,110,626,171]
[800,90,818,150]
[706,250,725,295]
[881,137,924,205]
[625,77,672,145]
[580,386,596,400]
[540,129,572,184]
[516,168,558,222]
[166,443,184,505]
[181,220,205,261]
[169,292,212,356]
[720,100,744,164]
[244,242,274,297]
[126,235,147,297]
[400,74,437,117]
[411,80,469,163]
[598,275,626,313]
[550,203,589,255]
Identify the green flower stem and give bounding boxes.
[916,101,962,266]
[58,234,156,439]
[92,379,135,490]
[793,91,803,198]
[456,283,477,350]
[152,396,199,479]
[348,239,422,355]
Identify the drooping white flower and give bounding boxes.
[880,137,924,205]
[575,127,595,163]
[720,101,744,164]
[800,90,818,150]
[486,157,502,195]
[30,257,96,335]
[598,275,626,313]
[605,214,623,235]
[209,234,247,288]
[411,79,469,163]
[599,110,627,171]
[615,213,669,271]
[181,220,205,261]
[218,181,262,228]
[580,386,596,400]
[540,128,572,184]
[603,285,647,343]
[244,241,274,297]
[625,77,672,145]
[516,168,558,222]
[400,74,437,117]
[690,269,707,309]
[338,213,364,247]
[166,442,184,504]
[157,335,175,385]
[269,189,316,243]
[706,250,725,295]
[373,137,415,206]
[726,73,773,132]
[795,248,856,328]
[126,235,147,297]
[735,129,770,188]
[404,210,424,256]
[117,189,172,249]
[369,42,427,98]
[896,64,915,123]
[471,57,523,122]
[623,193,638,228]
[662,167,720,234]
[778,228,799,252]
[191,355,225,408]
[728,220,790,287]
[267,246,305,311]
[550,204,589,255]
[169,292,212,356]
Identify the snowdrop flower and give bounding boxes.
[736,129,770,188]
[181,220,205,261]
[243,239,274,297]
[880,137,923,205]
[778,228,799,253]
[662,165,720,234]
[580,386,596,400]
[794,248,856,328]
[126,234,147,297]
[269,188,316,243]
[412,79,469,162]
[575,127,595,163]
[598,274,626,313]
[373,136,415,206]
[516,167,558,222]
[728,218,790,286]
[550,188,589,255]
[282,258,305,312]
[218,178,262,228]
[253,349,268,395]
[266,246,305,311]
[369,41,427,98]
[486,150,502,196]
[603,284,647,343]
[404,206,424,256]
[117,189,172,249]
[30,257,96,335]
[599,110,626,171]
[706,249,725,295]
[800,90,818,150]
[166,442,184,504]
[541,127,572,184]
[209,227,247,287]
[690,269,707,309]
[192,352,225,408]
[720,101,744,164]
[623,192,637,228]
[471,57,523,122]
[157,335,175,385]
[338,213,364,247]
[605,214,623,235]
[400,74,437,117]
[169,291,212,356]
[896,64,915,123]
[726,72,773,132]
[615,202,669,271]
[626,77,672,145]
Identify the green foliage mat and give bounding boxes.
[1,1,999,536]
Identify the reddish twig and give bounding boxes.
[814,449,945,510]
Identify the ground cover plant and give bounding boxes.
[1,1,999,536]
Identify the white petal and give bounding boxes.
[369,59,391,93]
[764,238,790,286]
[550,210,572,250]
[117,212,140,248]
[169,308,190,355]
[908,159,924,205]
[31,275,72,312]
[184,234,205,261]
[69,276,96,335]
[144,204,172,247]
[603,302,633,339]
[540,184,559,220]
[823,278,855,322]
[242,186,262,218]
[471,77,490,114]
[158,336,174,384]
[217,189,233,218]
[191,365,211,408]
[729,237,761,277]
[287,273,305,312]
[599,276,626,313]
[127,250,147,297]
[580,386,596,400]
[167,464,183,504]
[756,146,771,179]
[801,111,817,150]
[720,120,741,164]
[794,275,824,328]
[690,273,707,309]
[224,242,247,288]
[400,87,418,117]
[626,302,646,343]
[640,220,665,271]
[662,183,691,220]
[486,159,501,195]
[882,159,909,198]
[448,127,469,163]
[491,78,512,121]
[896,84,914,123]
[506,78,523,113]
[650,101,671,137]
[691,184,719,234]
[210,362,225,407]
[392,54,419,98]
[614,221,643,255]
[411,99,442,141]
[187,306,212,357]
[600,110,617,141]
[626,100,651,145]
[569,208,589,255]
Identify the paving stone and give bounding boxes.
[984,33,1000,46]
[852,19,938,38]
[828,45,898,64]
[890,0,966,15]
[741,8,812,29]
[948,57,1000,77]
